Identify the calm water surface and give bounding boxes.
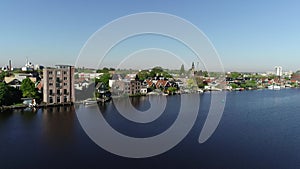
[0,89,299,169]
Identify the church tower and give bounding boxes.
[191,62,195,77]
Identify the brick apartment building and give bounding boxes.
[43,65,75,104]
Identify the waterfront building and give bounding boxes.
[129,79,141,95]
[291,71,300,83]
[43,65,75,104]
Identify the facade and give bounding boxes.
[110,79,142,96]
[129,80,141,95]
[140,88,147,94]
[291,72,300,82]
[43,65,75,104]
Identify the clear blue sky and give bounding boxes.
[0,0,299,72]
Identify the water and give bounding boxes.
[0,89,299,168]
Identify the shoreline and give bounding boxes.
[1,87,299,112]
[0,102,73,112]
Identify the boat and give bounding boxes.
[274,85,281,90]
[197,89,204,93]
[268,85,281,90]
[83,99,97,106]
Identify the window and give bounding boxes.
[57,71,61,75]
[64,77,67,80]
[49,97,53,103]
[64,96,67,102]
[49,71,53,75]
[63,71,67,75]
[49,77,53,80]
[49,89,53,95]
[64,83,67,86]
[64,89,67,95]
[57,97,60,103]
[49,83,53,86]
[57,89,60,95]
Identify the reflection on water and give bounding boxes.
[0,89,299,169]
[41,106,75,145]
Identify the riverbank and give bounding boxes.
[0,102,73,112]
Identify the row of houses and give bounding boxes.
[108,74,180,96]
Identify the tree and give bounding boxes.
[20,78,39,99]
[187,79,197,88]
[0,82,22,106]
[195,77,206,88]
[162,72,172,79]
[0,72,5,82]
[0,82,9,105]
[95,73,111,86]
[230,83,239,89]
[180,64,185,75]
[203,71,209,77]
[96,68,109,73]
[0,71,10,82]
[268,74,277,80]
[137,70,149,81]
[229,72,240,79]
[167,87,177,94]
[245,80,257,88]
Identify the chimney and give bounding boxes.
[9,60,12,71]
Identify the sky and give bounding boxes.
[0,0,299,72]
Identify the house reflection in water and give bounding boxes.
[41,106,76,146]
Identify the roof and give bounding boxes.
[155,80,169,88]
[6,78,21,85]
[111,74,125,80]
[36,80,43,90]
[146,79,154,87]
[4,76,36,84]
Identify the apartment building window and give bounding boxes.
[49,83,53,86]
[64,83,67,86]
[57,89,60,95]
[57,71,61,75]
[64,96,67,102]
[49,97,53,103]
[49,77,53,80]
[49,71,53,75]
[56,78,61,87]
[64,77,67,80]
[57,97,60,103]
[63,71,67,75]
[64,89,67,95]
[49,89,53,95]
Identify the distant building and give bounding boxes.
[291,71,300,82]
[22,59,34,72]
[190,62,195,77]
[43,65,75,104]
[129,79,141,95]
[111,79,141,96]
[4,74,37,89]
[275,66,283,77]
